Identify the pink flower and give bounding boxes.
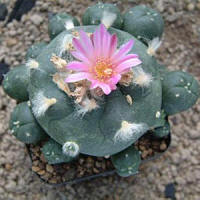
[65,24,142,95]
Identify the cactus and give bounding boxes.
[2,3,200,177]
[3,65,29,101]
[153,119,170,138]
[82,3,123,29]
[111,146,141,177]
[9,102,46,144]
[42,139,74,164]
[26,42,47,60]
[48,13,80,40]
[123,5,164,44]
[162,71,200,115]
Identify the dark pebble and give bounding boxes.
[0,3,8,21]
[165,183,176,199]
[0,62,10,84]
[7,0,36,23]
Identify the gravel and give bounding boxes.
[0,0,200,199]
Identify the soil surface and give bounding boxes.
[0,0,200,199]
[29,133,169,185]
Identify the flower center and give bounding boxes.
[94,58,113,81]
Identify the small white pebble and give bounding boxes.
[125,154,129,158]
[175,94,180,97]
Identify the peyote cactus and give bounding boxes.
[123,5,164,44]
[2,3,200,178]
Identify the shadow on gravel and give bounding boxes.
[0,61,9,85]
[7,0,36,23]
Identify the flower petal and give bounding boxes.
[79,30,94,58]
[73,38,88,58]
[93,26,101,57]
[90,81,99,89]
[115,58,142,73]
[108,34,117,57]
[71,51,91,65]
[98,83,112,95]
[65,72,91,83]
[109,74,121,85]
[67,61,89,72]
[113,54,139,66]
[111,40,134,62]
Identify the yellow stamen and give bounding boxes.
[94,58,113,81]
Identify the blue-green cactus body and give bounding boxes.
[82,3,123,29]
[48,13,80,40]
[111,146,141,177]
[42,139,74,164]
[123,5,164,43]
[153,119,170,138]
[9,102,46,144]
[28,26,165,157]
[3,65,29,102]
[162,71,200,115]
[26,42,47,60]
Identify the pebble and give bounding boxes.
[30,14,43,25]
[6,38,18,47]
[37,170,45,176]
[5,163,12,170]
[160,143,167,151]
[187,3,195,11]
[46,164,54,173]
[32,166,40,172]
[5,180,16,191]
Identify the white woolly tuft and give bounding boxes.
[101,11,117,28]
[114,121,148,142]
[58,34,73,56]
[132,67,153,87]
[75,98,99,117]
[32,91,57,117]
[64,20,75,30]
[62,141,80,157]
[147,37,162,56]
[26,59,39,69]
